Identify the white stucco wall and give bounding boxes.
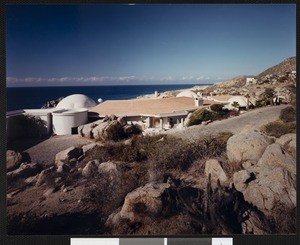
[52,109,88,135]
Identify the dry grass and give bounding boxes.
[262,120,296,138]
[279,106,296,123]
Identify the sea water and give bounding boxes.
[6,84,211,111]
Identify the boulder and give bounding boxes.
[240,124,260,133]
[117,116,127,127]
[78,122,96,138]
[24,175,39,185]
[242,167,296,211]
[227,132,272,165]
[204,159,228,184]
[183,112,193,127]
[119,182,171,222]
[92,120,125,141]
[233,170,251,191]
[257,143,295,174]
[233,143,296,213]
[55,147,83,165]
[82,143,102,155]
[6,150,31,172]
[110,114,117,121]
[123,124,141,136]
[36,166,56,186]
[288,139,296,158]
[82,160,100,178]
[275,133,296,146]
[7,163,42,181]
[56,161,70,173]
[98,161,118,175]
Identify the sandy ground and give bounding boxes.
[167,105,288,140]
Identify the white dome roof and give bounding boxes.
[176,90,199,98]
[228,96,248,107]
[56,94,97,109]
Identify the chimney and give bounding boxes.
[195,97,203,106]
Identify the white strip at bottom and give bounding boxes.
[71,238,119,245]
[212,238,233,245]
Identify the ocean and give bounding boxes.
[6,84,211,111]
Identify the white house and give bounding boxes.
[6,94,97,139]
[246,77,257,85]
[89,96,215,130]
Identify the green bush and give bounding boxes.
[210,104,224,112]
[279,106,296,123]
[263,121,296,138]
[187,108,218,126]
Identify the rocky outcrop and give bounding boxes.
[227,132,272,165]
[55,147,83,166]
[82,143,102,155]
[287,139,296,158]
[78,121,98,139]
[204,159,228,184]
[6,150,31,172]
[82,160,100,178]
[92,120,125,141]
[41,97,64,109]
[257,143,296,173]
[107,182,171,225]
[233,143,296,213]
[78,116,141,141]
[36,166,56,186]
[7,163,42,181]
[275,133,296,146]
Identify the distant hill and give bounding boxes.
[258,56,296,79]
[205,75,246,93]
[202,56,296,100]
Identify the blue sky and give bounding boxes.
[6,4,296,87]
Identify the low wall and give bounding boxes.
[6,109,55,143]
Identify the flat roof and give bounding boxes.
[89,97,216,117]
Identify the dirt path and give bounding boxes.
[24,135,93,166]
[167,105,287,141]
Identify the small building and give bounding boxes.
[226,96,249,110]
[246,77,257,85]
[6,94,97,139]
[176,90,199,99]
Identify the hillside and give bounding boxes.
[258,56,296,78]
[203,57,296,101]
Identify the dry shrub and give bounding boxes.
[187,108,219,126]
[263,120,296,138]
[148,136,195,171]
[279,106,296,123]
[105,122,126,141]
[270,204,296,234]
[83,161,149,217]
[221,159,243,177]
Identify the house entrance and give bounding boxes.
[153,118,161,128]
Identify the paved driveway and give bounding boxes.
[167,105,288,141]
